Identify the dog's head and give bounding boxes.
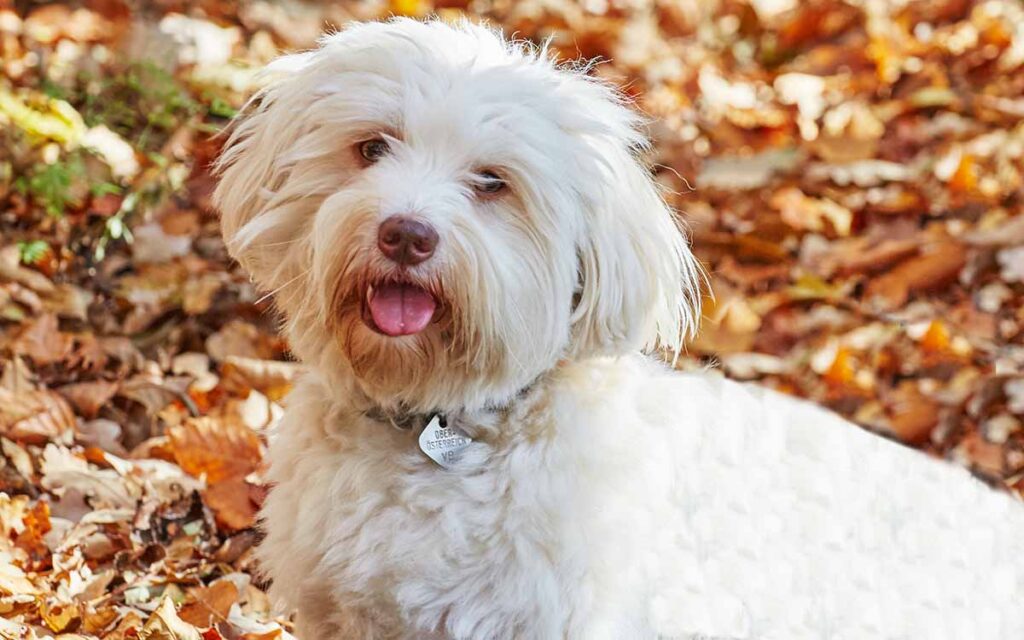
[214,18,701,412]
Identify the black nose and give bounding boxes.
[377,216,439,266]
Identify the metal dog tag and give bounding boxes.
[418,415,472,469]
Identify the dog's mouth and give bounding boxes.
[362,280,439,337]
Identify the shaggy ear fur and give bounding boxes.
[569,99,703,358]
[212,51,319,289]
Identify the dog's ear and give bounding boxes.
[212,51,319,289]
[569,108,703,358]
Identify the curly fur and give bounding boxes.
[215,18,1024,639]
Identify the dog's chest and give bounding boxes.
[276,416,661,639]
[326,435,574,634]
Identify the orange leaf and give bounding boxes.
[824,346,856,387]
[241,631,282,640]
[168,417,262,484]
[204,479,260,532]
[15,499,51,570]
[920,320,951,353]
[865,241,967,310]
[949,153,977,193]
[39,599,79,633]
[887,385,939,445]
[179,579,240,628]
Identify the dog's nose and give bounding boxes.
[377,216,439,266]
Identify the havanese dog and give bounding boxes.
[214,18,1024,640]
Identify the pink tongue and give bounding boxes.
[368,283,437,336]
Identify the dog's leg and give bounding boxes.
[292,588,342,639]
[295,595,407,640]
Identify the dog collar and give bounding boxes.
[361,371,554,468]
[360,408,472,469]
[362,405,433,432]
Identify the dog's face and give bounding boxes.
[215,19,701,412]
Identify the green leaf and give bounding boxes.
[17,240,50,265]
[19,157,85,217]
[90,181,123,197]
[208,97,238,119]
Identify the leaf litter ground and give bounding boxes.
[1,0,1023,637]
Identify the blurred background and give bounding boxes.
[1,0,1023,637]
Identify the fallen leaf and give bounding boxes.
[139,595,203,640]
[865,241,968,310]
[0,388,75,445]
[0,245,55,294]
[203,479,259,532]
[919,320,952,354]
[178,579,240,628]
[12,314,73,366]
[0,552,40,596]
[57,379,120,418]
[39,599,78,633]
[205,321,277,362]
[40,445,136,510]
[168,417,262,484]
[887,385,940,445]
[221,356,302,402]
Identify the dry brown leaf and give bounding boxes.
[205,320,278,363]
[771,187,853,236]
[13,499,50,570]
[887,386,940,445]
[104,610,144,640]
[39,599,79,633]
[139,595,203,640]
[57,379,120,419]
[118,376,184,416]
[241,632,282,640]
[81,606,120,635]
[864,241,968,310]
[957,432,1005,478]
[221,356,303,402]
[168,417,262,484]
[178,579,240,628]
[0,556,39,596]
[40,445,137,510]
[828,238,920,277]
[42,283,93,320]
[0,388,75,445]
[919,320,953,354]
[0,245,55,294]
[183,274,226,315]
[204,479,260,532]
[12,314,73,366]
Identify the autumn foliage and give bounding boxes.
[1,0,1023,638]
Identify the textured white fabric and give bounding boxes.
[260,355,1024,639]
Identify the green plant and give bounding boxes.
[79,61,199,151]
[17,240,50,265]
[90,181,123,197]
[14,155,85,217]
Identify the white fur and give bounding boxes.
[215,19,1024,639]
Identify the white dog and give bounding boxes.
[214,19,1024,639]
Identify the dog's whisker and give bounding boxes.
[255,268,311,306]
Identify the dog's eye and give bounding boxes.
[474,171,506,195]
[359,138,389,163]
